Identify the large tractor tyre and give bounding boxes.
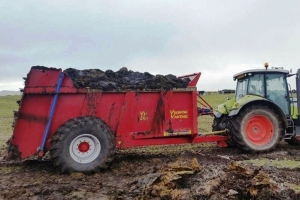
[285,136,300,145]
[212,116,236,147]
[50,117,115,174]
[231,105,283,152]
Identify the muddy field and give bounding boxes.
[1,143,300,200]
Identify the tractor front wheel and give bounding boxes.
[285,135,300,145]
[231,105,282,152]
[50,117,115,174]
[212,116,235,147]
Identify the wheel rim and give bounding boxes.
[245,115,274,146]
[69,134,101,164]
[295,136,300,141]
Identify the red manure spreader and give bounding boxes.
[5,66,228,173]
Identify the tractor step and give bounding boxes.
[284,117,295,139]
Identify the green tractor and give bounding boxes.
[213,63,300,152]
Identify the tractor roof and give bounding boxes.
[233,68,289,79]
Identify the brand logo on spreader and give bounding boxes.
[140,111,148,120]
[170,110,188,119]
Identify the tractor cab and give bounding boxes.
[233,66,290,115]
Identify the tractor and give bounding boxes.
[213,63,300,152]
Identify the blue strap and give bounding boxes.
[39,72,65,153]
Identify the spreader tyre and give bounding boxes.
[50,117,115,174]
[231,105,282,152]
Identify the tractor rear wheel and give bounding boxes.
[231,105,282,152]
[50,117,115,174]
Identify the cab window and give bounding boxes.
[266,73,289,114]
[236,78,248,101]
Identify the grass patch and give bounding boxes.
[0,166,23,173]
[199,93,235,109]
[242,159,300,169]
[0,95,20,117]
[0,95,20,146]
[284,182,300,193]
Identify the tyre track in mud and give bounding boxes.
[1,143,300,199]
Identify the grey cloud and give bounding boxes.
[1,0,300,90]
[0,1,176,76]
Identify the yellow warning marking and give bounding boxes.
[140,111,148,121]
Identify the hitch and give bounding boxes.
[199,129,230,136]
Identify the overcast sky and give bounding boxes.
[1,0,300,91]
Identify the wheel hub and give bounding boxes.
[245,115,274,145]
[78,141,90,153]
[252,126,259,134]
[69,134,101,164]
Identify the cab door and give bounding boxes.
[266,73,290,115]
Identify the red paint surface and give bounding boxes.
[10,67,227,159]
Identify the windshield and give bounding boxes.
[248,74,265,96]
[236,78,248,101]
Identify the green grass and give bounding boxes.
[0,95,20,117]
[199,93,235,109]
[241,159,300,169]
[0,95,20,146]
[284,182,300,193]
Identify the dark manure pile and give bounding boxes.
[64,67,190,91]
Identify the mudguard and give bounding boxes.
[213,111,222,118]
[228,98,288,128]
[215,98,235,115]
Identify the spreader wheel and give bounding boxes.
[231,105,282,152]
[50,117,115,174]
